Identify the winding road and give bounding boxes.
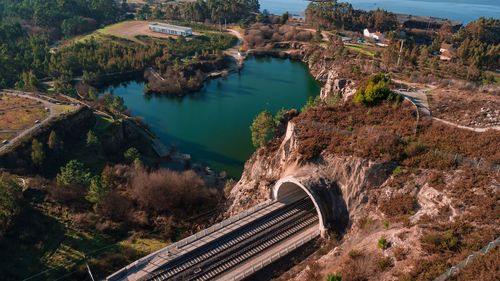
[393,82,500,132]
[0,90,76,154]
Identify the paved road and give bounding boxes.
[0,91,62,154]
[393,86,500,132]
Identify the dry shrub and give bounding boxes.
[379,194,418,218]
[95,219,121,233]
[304,262,323,281]
[295,101,416,162]
[355,128,403,160]
[377,256,394,271]
[427,171,446,189]
[128,210,149,227]
[72,212,96,229]
[258,25,274,39]
[96,191,132,222]
[416,120,500,163]
[129,168,218,216]
[393,246,408,261]
[421,230,460,254]
[271,32,283,42]
[340,251,378,281]
[283,31,296,41]
[153,215,175,239]
[288,99,500,172]
[49,184,87,205]
[401,256,449,281]
[295,30,313,41]
[278,25,294,34]
[450,246,499,281]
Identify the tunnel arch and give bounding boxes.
[272,176,327,232]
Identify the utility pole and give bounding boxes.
[85,258,95,281]
[397,39,405,66]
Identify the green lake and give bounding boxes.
[102,57,320,178]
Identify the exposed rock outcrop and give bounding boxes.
[228,119,396,226]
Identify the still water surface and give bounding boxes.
[102,57,320,178]
[260,0,500,23]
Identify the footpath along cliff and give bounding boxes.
[227,44,500,280]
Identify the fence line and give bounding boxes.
[434,236,500,281]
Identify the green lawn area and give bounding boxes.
[345,43,376,57]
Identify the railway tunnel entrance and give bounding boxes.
[273,176,349,236]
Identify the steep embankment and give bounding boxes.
[228,45,500,280]
[0,107,95,173]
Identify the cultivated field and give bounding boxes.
[0,94,49,141]
[99,20,179,43]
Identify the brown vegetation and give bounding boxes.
[0,94,48,133]
[379,194,418,218]
[291,99,500,172]
[129,168,219,215]
[243,23,315,49]
[429,87,500,127]
[450,246,499,281]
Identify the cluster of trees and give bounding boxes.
[250,109,291,147]
[305,1,397,32]
[0,173,22,240]
[50,37,162,81]
[453,18,499,73]
[52,33,235,87]
[49,160,220,237]
[354,73,402,106]
[0,0,123,89]
[304,1,498,83]
[243,23,317,49]
[376,18,499,83]
[0,23,50,89]
[0,0,121,37]
[175,0,260,24]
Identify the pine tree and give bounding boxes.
[86,176,109,206]
[47,130,60,150]
[250,111,275,148]
[31,139,45,165]
[86,130,100,147]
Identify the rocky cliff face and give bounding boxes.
[228,118,395,224]
[302,46,357,102]
[228,46,373,219]
[228,45,499,280]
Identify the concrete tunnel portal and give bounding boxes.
[273,176,349,235]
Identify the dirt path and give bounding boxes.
[393,82,500,132]
[225,29,245,68]
[0,91,66,153]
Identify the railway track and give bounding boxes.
[191,211,318,281]
[146,198,316,281]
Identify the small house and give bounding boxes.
[149,23,193,37]
[363,28,385,42]
[341,36,352,43]
[439,43,454,61]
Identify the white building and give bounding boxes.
[363,28,385,42]
[439,43,454,61]
[149,23,193,37]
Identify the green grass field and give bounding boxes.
[345,43,376,57]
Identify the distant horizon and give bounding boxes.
[259,0,500,24]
